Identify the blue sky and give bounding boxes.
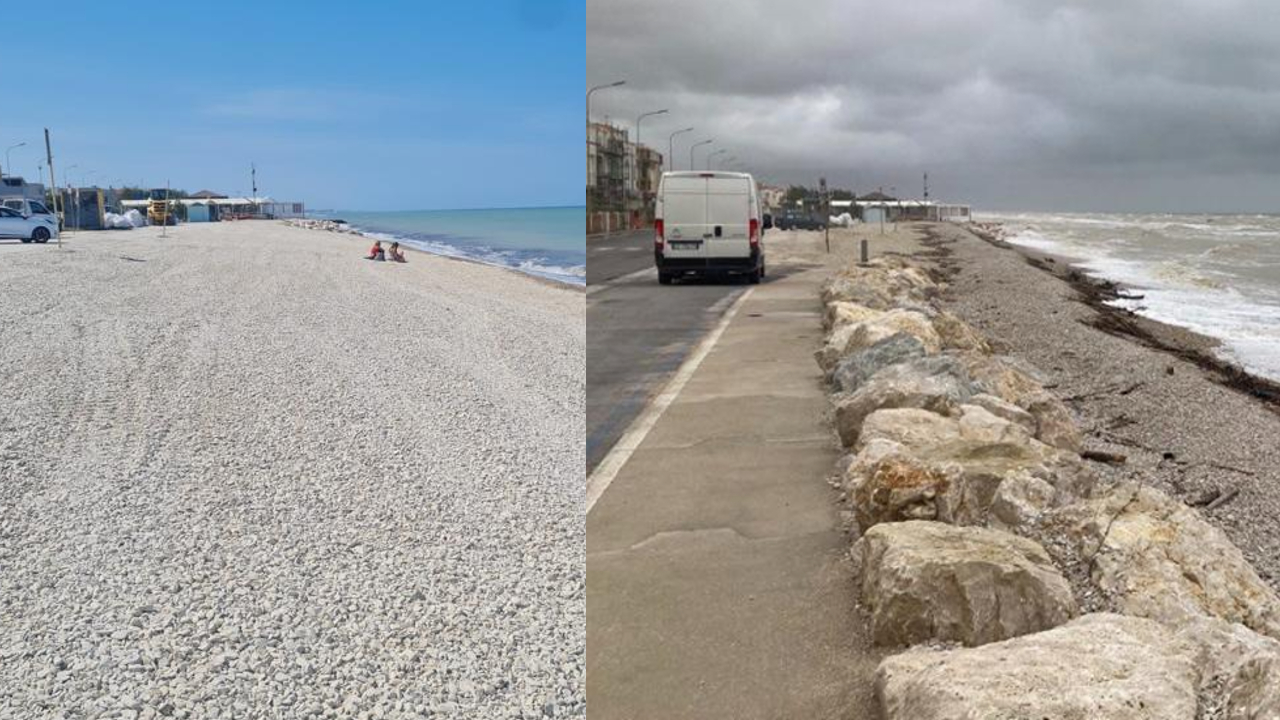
[2,0,583,211]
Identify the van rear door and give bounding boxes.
[705,176,752,259]
[660,174,709,261]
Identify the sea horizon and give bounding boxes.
[314,206,586,286]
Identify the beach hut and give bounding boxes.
[187,201,212,222]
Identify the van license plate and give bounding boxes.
[669,240,701,250]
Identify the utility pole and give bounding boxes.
[44,129,61,249]
[161,181,170,237]
[820,177,829,253]
[251,163,257,197]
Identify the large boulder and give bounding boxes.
[857,408,961,452]
[959,352,1046,405]
[876,614,1199,720]
[847,407,1061,530]
[833,356,974,447]
[1025,392,1084,453]
[931,310,991,354]
[989,470,1057,530]
[830,333,927,394]
[1229,655,1280,719]
[846,453,957,529]
[966,393,1036,435]
[923,435,1096,507]
[1174,617,1280,719]
[954,353,1083,451]
[855,407,1096,507]
[852,521,1077,647]
[817,309,942,373]
[1051,485,1280,640]
[820,261,937,310]
[955,403,1033,445]
[823,300,882,332]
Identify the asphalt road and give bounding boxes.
[586,229,653,284]
[586,229,747,473]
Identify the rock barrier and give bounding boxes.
[283,218,363,235]
[817,256,1280,717]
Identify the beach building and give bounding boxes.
[856,199,972,223]
[187,201,216,222]
[121,196,305,222]
[0,176,47,201]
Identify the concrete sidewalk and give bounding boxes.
[586,240,889,719]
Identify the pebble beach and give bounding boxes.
[0,221,584,718]
[926,221,1280,591]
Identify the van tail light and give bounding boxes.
[749,218,760,247]
[655,219,665,250]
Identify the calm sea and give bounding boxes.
[316,207,585,285]
[986,211,1280,381]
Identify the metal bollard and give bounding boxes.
[860,238,869,264]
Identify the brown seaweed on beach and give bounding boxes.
[968,225,1280,414]
[1052,254,1280,413]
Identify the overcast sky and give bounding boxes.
[588,0,1280,213]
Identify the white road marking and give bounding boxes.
[586,267,657,296]
[585,286,755,514]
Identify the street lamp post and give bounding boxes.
[706,149,728,170]
[632,109,668,218]
[668,127,694,173]
[690,139,714,172]
[586,80,626,127]
[585,80,625,226]
[4,142,26,179]
[635,109,668,158]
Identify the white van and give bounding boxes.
[654,171,771,284]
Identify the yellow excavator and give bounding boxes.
[147,188,175,225]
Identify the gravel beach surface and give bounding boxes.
[920,221,1280,592]
[0,222,584,718]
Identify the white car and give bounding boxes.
[654,171,770,284]
[2,197,55,219]
[0,205,58,243]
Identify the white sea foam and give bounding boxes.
[355,228,585,286]
[995,212,1280,381]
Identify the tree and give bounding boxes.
[783,184,813,206]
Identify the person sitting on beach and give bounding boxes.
[366,241,385,261]
[389,242,407,263]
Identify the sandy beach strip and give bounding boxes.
[919,221,1280,590]
[0,221,583,718]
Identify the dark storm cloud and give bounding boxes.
[588,0,1280,212]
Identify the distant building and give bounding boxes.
[758,184,785,210]
[120,196,305,222]
[856,199,971,223]
[0,176,46,201]
[632,144,663,209]
[858,190,897,202]
[588,121,627,212]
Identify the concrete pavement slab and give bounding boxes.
[587,232,901,719]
